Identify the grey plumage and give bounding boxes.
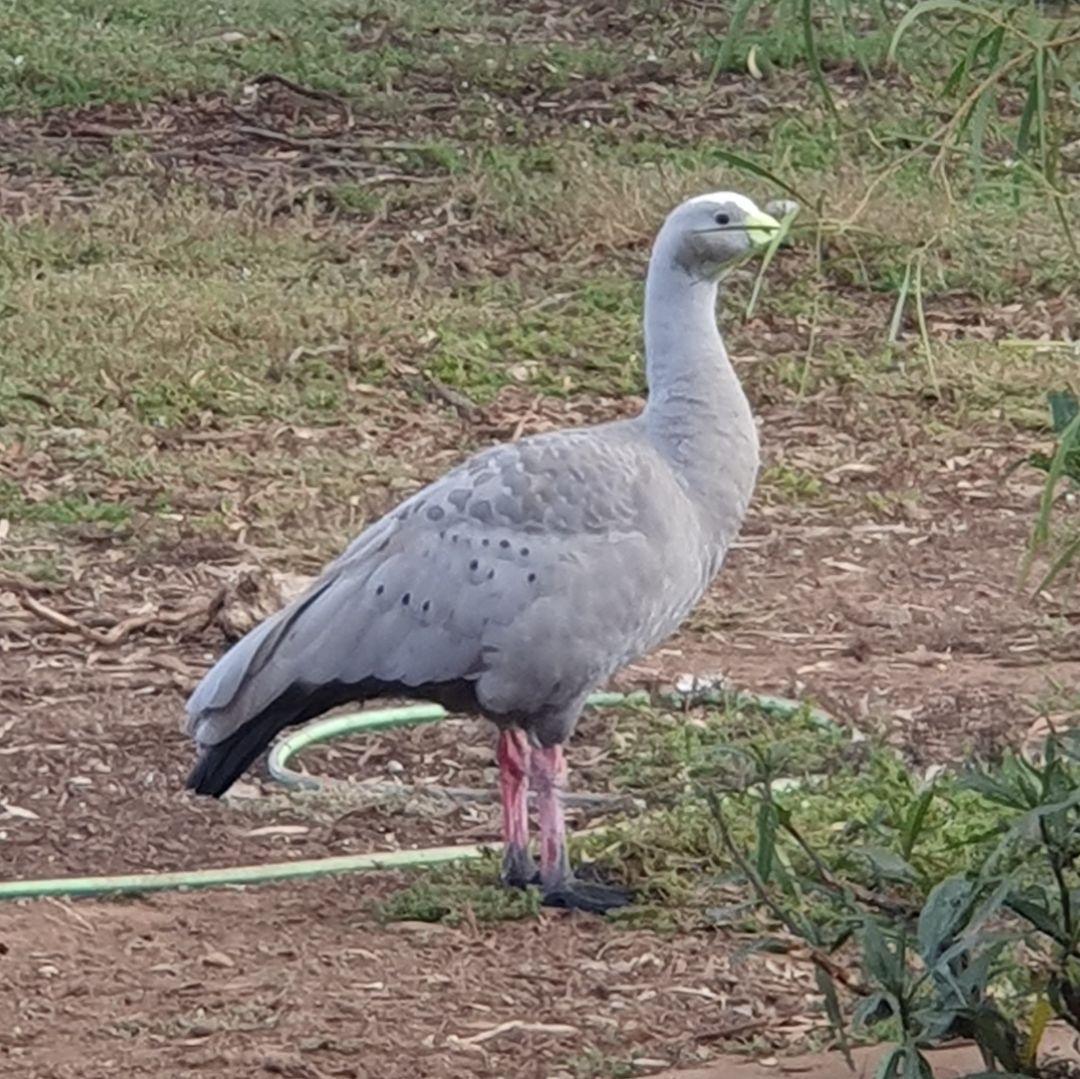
[184,190,774,811]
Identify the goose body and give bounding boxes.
[185,191,778,912]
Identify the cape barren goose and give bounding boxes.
[184,191,779,913]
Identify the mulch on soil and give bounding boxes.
[1,881,824,1079]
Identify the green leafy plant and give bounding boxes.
[711,730,1080,1077]
[715,2,1079,224]
[889,1,1080,251]
[1026,390,1080,592]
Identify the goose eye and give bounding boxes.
[714,212,731,226]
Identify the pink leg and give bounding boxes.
[531,742,634,914]
[496,729,535,887]
[531,744,571,891]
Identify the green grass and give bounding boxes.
[372,864,541,926]
[0,0,460,112]
[0,479,132,526]
[0,556,64,582]
[0,196,638,428]
[1,158,1074,557]
[609,697,846,794]
[760,462,824,503]
[0,0,702,114]
[591,707,1010,900]
[1,162,1073,432]
[0,0,981,115]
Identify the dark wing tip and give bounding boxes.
[184,705,289,797]
[185,745,236,798]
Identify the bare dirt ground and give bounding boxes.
[3,85,1080,1078]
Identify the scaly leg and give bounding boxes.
[497,728,536,888]
[531,744,633,914]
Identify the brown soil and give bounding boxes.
[1,887,820,1079]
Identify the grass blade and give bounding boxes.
[943,44,974,97]
[967,88,993,181]
[911,256,939,396]
[1013,73,1040,205]
[963,26,1005,182]
[1034,534,1080,594]
[876,1046,905,1079]
[1023,993,1049,1071]
[801,0,837,116]
[715,0,760,74]
[901,784,936,860]
[1035,44,1049,177]
[1051,194,1078,259]
[889,0,1001,63]
[704,148,806,201]
[887,259,914,345]
[815,965,854,1069]
[1029,407,1080,552]
[1048,389,1079,434]
[978,23,1006,70]
[756,799,779,881]
[745,203,800,320]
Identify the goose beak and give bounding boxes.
[744,207,783,247]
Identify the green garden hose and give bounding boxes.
[0,686,833,901]
[0,846,485,901]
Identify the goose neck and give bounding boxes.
[640,255,759,536]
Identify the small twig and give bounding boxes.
[911,252,940,396]
[249,72,352,116]
[799,204,826,398]
[696,1017,772,1043]
[18,594,106,641]
[454,1019,579,1045]
[62,123,154,140]
[235,124,436,157]
[234,124,365,153]
[99,596,225,645]
[306,167,446,187]
[44,896,95,934]
[18,591,224,646]
[285,342,348,366]
[422,374,478,420]
[771,932,871,997]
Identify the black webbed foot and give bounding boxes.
[503,849,633,914]
[541,879,635,914]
